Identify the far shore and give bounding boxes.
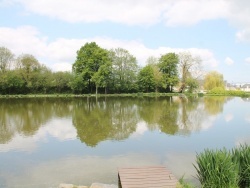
[0,92,249,98]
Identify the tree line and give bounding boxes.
[0,43,225,95]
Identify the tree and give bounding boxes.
[158,53,179,92]
[0,47,14,72]
[72,42,110,94]
[178,52,202,92]
[204,71,224,90]
[137,65,155,92]
[146,56,164,92]
[52,71,72,93]
[109,48,138,93]
[186,77,199,93]
[0,70,25,94]
[92,61,112,94]
[16,54,41,91]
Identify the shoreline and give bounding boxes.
[0,92,249,99]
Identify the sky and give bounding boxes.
[0,0,250,83]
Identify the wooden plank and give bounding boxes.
[118,166,177,188]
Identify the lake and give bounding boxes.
[0,96,250,188]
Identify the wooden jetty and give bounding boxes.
[118,166,178,188]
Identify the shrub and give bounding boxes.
[232,144,250,188]
[208,87,225,95]
[194,148,239,188]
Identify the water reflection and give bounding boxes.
[138,97,179,135]
[203,96,232,115]
[0,96,233,148]
[0,98,73,144]
[0,96,249,188]
[0,153,160,188]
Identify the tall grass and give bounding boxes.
[232,144,250,188]
[194,148,239,188]
[194,145,250,188]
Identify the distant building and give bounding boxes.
[225,82,250,91]
[241,84,250,92]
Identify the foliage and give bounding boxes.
[158,53,179,92]
[109,48,138,93]
[72,42,110,93]
[0,70,25,94]
[186,78,199,93]
[0,47,14,72]
[137,65,155,92]
[194,148,239,188]
[178,52,202,93]
[207,88,248,96]
[232,144,250,188]
[204,71,225,90]
[91,61,112,94]
[207,87,225,95]
[52,71,72,93]
[177,175,195,188]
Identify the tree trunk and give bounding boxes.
[96,85,98,95]
[155,87,158,93]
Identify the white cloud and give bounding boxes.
[12,0,228,26]
[163,0,228,26]
[0,0,14,7]
[245,57,250,64]
[9,0,250,42]
[236,29,250,42]
[225,57,234,65]
[14,0,168,26]
[0,26,219,71]
[0,26,47,57]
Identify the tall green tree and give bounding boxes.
[0,70,25,94]
[16,54,41,92]
[92,61,112,94]
[0,47,14,72]
[137,65,155,92]
[158,53,179,92]
[72,42,110,94]
[146,56,164,92]
[52,71,72,93]
[109,48,138,93]
[204,71,224,90]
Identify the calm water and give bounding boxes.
[0,96,250,187]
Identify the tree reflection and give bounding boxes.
[138,97,179,135]
[72,97,139,147]
[0,98,73,144]
[203,96,231,115]
[0,96,233,145]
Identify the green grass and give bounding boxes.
[0,92,181,98]
[177,175,196,188]
[232,144,250,188]
[194,148,239,188]
[194,145,250,188]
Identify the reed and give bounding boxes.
[194,148,239,188]
[232,144,250,188]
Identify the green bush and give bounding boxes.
[208,87,225,95]
[232,144,250,188]
[194,148,239,188]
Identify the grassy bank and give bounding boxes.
[0,91,249,99]
[0,92,182,98]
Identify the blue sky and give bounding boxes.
[0,0,250,82]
